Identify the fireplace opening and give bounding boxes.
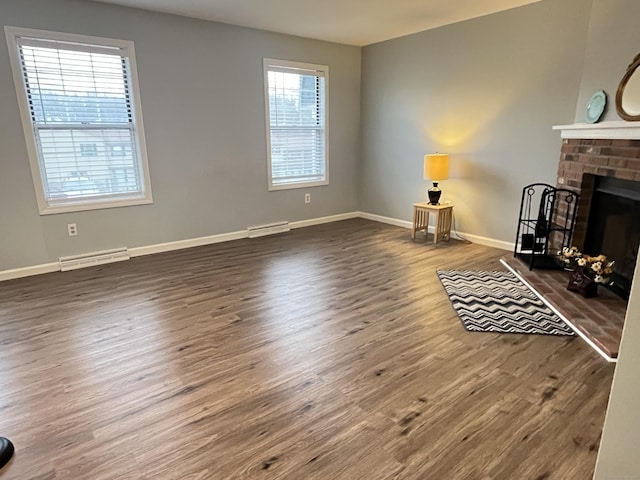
[584,176,640,299]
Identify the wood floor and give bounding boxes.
[0,219,614,479]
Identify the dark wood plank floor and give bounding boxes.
[0,219,614,479]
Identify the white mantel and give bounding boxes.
[553,121,640,139]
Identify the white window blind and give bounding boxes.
[5,27,152,214]
[264,59,328,190]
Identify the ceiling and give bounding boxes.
[89,0,543,46]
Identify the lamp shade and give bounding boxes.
[423,153,450,181]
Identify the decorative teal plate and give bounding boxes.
[585,90,607,123]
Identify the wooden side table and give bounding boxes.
[412,202,453,244]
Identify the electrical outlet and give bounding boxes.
[305,193,311,204]
[67,223,78,236]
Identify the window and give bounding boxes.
[5,27,152,214]
[263,59,328,190]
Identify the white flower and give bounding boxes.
[591,261,602,272]
[578,258,587,266]
[594,275,604,283]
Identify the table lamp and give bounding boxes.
[423,153,449,205]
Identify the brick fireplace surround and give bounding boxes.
[557,137,640,247]
[502,123,640,362]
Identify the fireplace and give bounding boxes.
[498,125,640,360]
[583,176,640,299]
[557,136,640,300]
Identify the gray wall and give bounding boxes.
[575,0,640,123]
[582,1,640,478]
[0,0,361,270]
[359,0,591,243]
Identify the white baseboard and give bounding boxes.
[129,212,360,258]
[357,211,513,251]
[289,212,359,229]
[0,212,360,281]
[0,210,512,282]
[357,211,413,229]
[0,262,59,282]
[458,232,514,251]
[129,230,248,257]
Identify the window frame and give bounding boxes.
[263,58,329,191]
[4,26,153,215]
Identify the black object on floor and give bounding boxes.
[513,183,579,271]
[0,437,14,469]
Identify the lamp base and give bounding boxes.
[428,182,442,205]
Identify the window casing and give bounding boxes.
[263,59,328,190]
[4,27,153,214]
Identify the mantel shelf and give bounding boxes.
[553,121,640,140]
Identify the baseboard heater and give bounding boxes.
[247,221,290,238]
[59,247,130,271]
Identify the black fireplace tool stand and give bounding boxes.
[514,183,579,270]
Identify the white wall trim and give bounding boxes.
[130,212,361,257]
[0,262,60,282]
[0,210,513,282]
[289,212,359,229]
[458,232,514,251]
[128,230,248,257]
[357,211,413,229]
[0,212,360,281]
[553,121,640,140]
[357,211,513,251]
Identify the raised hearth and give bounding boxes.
[501,255,625,361]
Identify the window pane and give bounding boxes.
[21,46,131,125]
[270,128,325,184]
[268,72,324,128]
[36,127,140,199]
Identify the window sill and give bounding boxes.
[39,195,153,215]
[268,180,329,191]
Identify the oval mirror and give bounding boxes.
[616,53,640,121]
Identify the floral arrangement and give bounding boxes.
[558,246,615,284]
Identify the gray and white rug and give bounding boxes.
[437,270,574,336]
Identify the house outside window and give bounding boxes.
[263,59,328,190]
[4,26,153,214]
[108,143,128,157]
[80,143,98,157]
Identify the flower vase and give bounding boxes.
[567,268,598,298]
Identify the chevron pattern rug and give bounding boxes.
[437,270,574,336]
